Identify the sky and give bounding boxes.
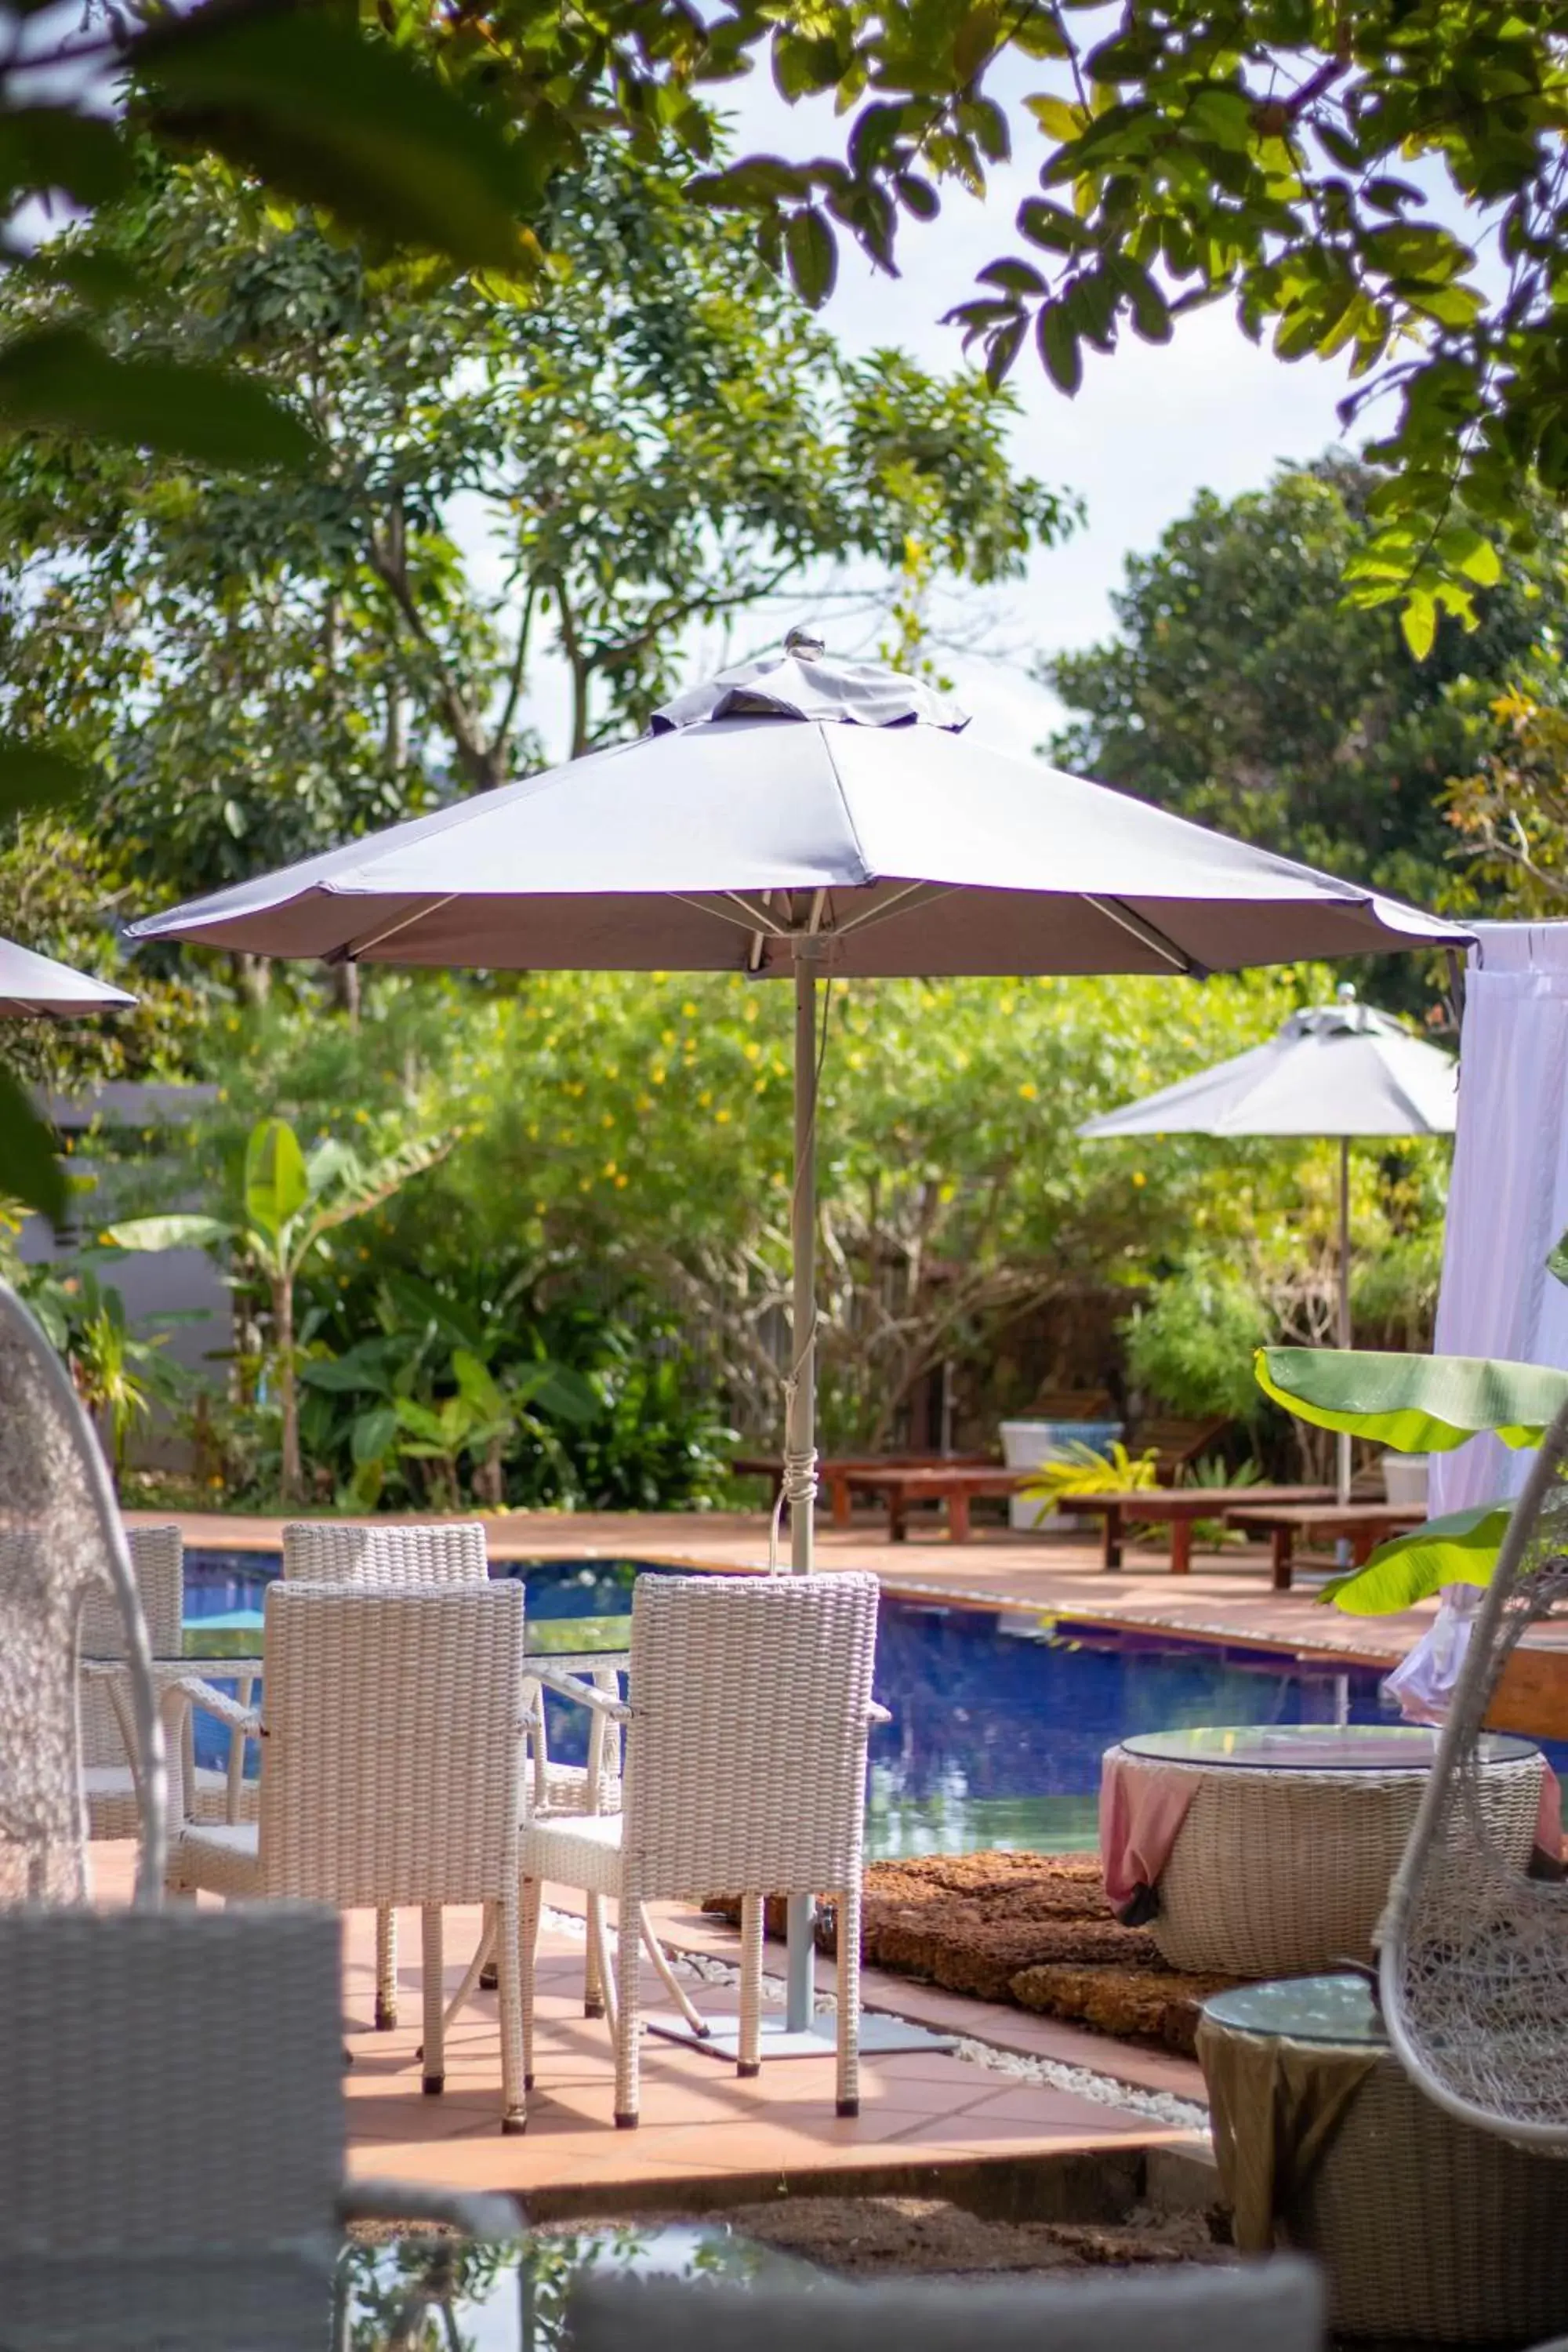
[505,50,1372,764]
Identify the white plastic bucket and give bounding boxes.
[1381,1454,1430,1508]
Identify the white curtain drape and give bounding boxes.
[1386,921,1568,1720]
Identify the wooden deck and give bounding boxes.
[147,1503,1568,1737]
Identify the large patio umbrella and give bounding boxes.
[1080,987,1458,1500]
[128,637,1469,2044]
[0,935,135,1015]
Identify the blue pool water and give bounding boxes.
[183,1552,1568,1857]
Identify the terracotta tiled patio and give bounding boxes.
[94,1846,1202,2216]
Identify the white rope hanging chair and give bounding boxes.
[1378,1396,1568,2148]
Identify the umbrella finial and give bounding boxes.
[784,626,826,661]
[1337,980,1357,1003]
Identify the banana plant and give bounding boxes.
[1255,1315,1568,1614]
[103,1116,450,1501]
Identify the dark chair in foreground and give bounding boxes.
[564,2259,1324,2352]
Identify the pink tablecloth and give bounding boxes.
[1099,1744,1564,1927]
[1098,1748,1196,1922]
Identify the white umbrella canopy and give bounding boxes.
[129,645,1468,981]
[129,639,1470,2043]
[1080,987,1458,1499]
[1079,991,1457,1142]
[0,935,136,1016]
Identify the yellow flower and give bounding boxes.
[615,1172,630,1189]
[716,1108,731,1124]
[602,1112,614,1129]
[603,1160,617,1178]
[743,1041,761,1062]
[1018,1081,1037,1102]
[651,1065,666,1085]
[636,1094,655,1112]
[697,1089,712,1108]
[662,1029,676,1047]
[1132,1171,1146,1188]
[682,1001,698,1018]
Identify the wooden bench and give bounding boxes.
[1223,1501,1427,1592]
[1056,1486,1336,1574]
[731,1453,994,1529]
[848,1465,1030,1542]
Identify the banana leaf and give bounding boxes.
[1318,1499,1514,1614]
[1254,1347,1568,1452]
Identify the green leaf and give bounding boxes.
[1036,299,1082,393]
[299,1341,394,1396]
[0,1066,64,1224]
[136,9,546,275]
[1024,94,1087,143]
[350,1404,399,1467]
[1399,589,1437,659]
[978,257,1047,297]
[1319,1501,1513,1614]
[1550,1225,1568,1288]
[0,110,130,208]
[101,1214,233,1252]
[452,1346,507,1421]
[244,1117,308,1247]
[784,207,837,307]
[0,328,316,471]
[985,310,1025,387]
[1255,1347,1568,1453]
[0,737,92,820]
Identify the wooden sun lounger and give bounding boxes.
[1223,1501,1426,1592]
[1055,1485,1336,1574]
[848,1465,1029,1542]
[731,1453,995,1529]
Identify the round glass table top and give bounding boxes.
[1203,1971,1386,2048]
[1120,1723,1539,1771]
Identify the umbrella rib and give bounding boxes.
[331,896,458,962]
[1085,895,1207,978]
[833,880,957,938]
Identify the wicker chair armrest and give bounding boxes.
[161,1675,261,1737]
[868,1701,891,1726]
[534,1666,631,1722]
[339,2180,521,2240]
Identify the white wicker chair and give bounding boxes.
[166,1581,530,2132]
[1378,1396,1568,2147]
[82,1524,259,1838]
[0,1903,517,2350]
[565,2259,1326,2352]
[520,1570,881,2128]
[0,1279,164,1904]
[283,1518,620,2027]
[283,1519,491,2030]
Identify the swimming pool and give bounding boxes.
[184,1552,1568,1857]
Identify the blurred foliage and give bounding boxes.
[1043,456,1568,919]
[109,960,1450,1505]
[1443,648,1568,916]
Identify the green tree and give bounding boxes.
[0,146,1071,957]
[1442,651,1568,915]
[104,1115,450,1501]
[1042,456,1567,907]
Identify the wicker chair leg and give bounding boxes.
[441,1906,497,2038]
[495,1878,527,2136]
[591,1896,619,2039]
[520,1875,542,2092]
[583,1893,606,2018]
[738,1894,763,2078]
[641,1905,710,2037]
[613,1888,641,2129]
[421,1906,445,2095]
[376,1907,398,2031]
[836,1877,862,2117]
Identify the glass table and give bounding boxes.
[1121,1722,1538,1772]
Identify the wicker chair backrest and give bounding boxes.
[568,2259,1325,2352]
[622,1571,878,1898]
[0,1904,342,2348]
[281,1519,488,1585]
[257,1581,524,1907]
[1379,1397,1568,2147]
[79,1525,183,1774]
[0,1281,164,1904]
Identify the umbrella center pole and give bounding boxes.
[785,944,826,2030]
[1337,1134,1352,1509]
